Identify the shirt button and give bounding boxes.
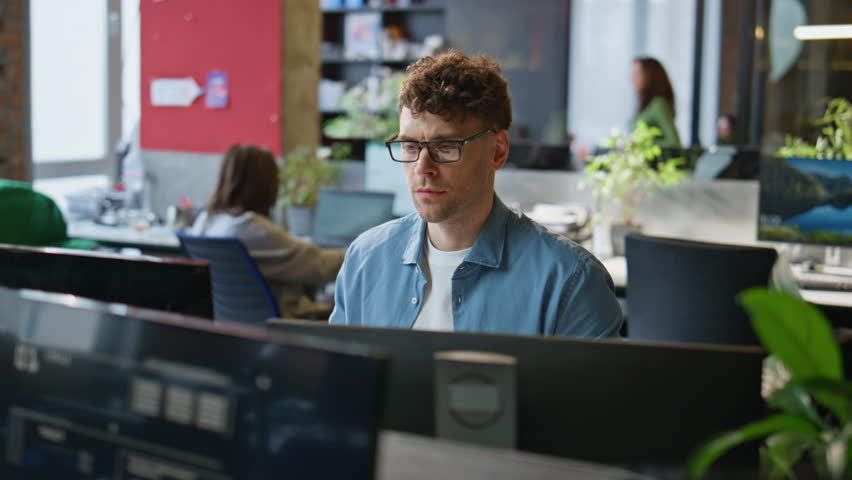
[411,297,418,304]
[457,296,462,304]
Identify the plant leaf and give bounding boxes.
[739,288,842,381]
[760,432,815,480]
[769,383,828,430]
[798,378,852,400]
[687,413,819,480]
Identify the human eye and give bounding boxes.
[401,142,420,153]
[432,142,458,154]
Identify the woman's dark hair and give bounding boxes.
[207,144,279,217]
[635,57,675,116]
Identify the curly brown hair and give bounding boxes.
[398,50,512,131]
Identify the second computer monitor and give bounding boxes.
[0,243,214,317]
[759,156,852,246]
[311,189,395,248]
[267,320,765,471]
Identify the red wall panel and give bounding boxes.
[140,0,281,155]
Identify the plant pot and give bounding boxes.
[610,223,642,257]
[286,205,316,238]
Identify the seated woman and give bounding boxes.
[189,144,345,318]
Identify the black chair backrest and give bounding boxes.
[177,233,280,324]
[625,233,778,345]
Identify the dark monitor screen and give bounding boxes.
[0,287,387,480]
[507,143,574,170]
[0,243,214,317]
[267,320,765,471]
[312,189,395,247]
[759,157,852,246]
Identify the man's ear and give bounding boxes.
[491,129,510,170]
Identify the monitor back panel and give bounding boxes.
[0,289,387,480]
[0,244,214,317]
[268,321,765,467]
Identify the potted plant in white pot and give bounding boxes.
[581,121,687,256]
[278,144,346,237]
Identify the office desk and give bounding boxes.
[602,256,852,310]
[377,431,650,480]
[68,220,182,256]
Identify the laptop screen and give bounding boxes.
[312,189,395,246]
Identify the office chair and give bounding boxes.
[177,233,280,324]
[625,233,777,345]
[311,188,395,247]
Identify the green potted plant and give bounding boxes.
[323,67,406,143]
[580,121,687,255]
[323,67,406,175]
[778,97,851,160]
[688,288,852,479]
[278,144,347,237]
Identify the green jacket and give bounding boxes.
[634,96,681,147]
[0,179,97,249]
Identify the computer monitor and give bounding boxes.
[0,287,388,479]
[0,243,214,317]
[507,143,574,170]
[267,320,765,472]
[759,157,852,246]
[311,188,395,248]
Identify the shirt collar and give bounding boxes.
[401,194,510,269]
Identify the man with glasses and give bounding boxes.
[330,51,622,337]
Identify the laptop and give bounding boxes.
[311,188,396,248]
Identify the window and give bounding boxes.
[568,0,701,148]
[29,0,139,216]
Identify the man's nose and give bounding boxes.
[413,145,438,176]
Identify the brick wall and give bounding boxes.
[0,0,28,181]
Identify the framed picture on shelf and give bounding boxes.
[344,12,381,60]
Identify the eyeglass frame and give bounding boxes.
[385,128,497,164]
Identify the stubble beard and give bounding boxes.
[413,195,460,224]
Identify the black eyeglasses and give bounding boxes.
[385,129,497,163]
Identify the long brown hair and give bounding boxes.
[207,144,279,217]
[635,57,675,116]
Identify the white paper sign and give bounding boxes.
[150,77,203,107]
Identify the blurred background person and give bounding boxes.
[189,144,345,318]
[716,114,737,145]
[632,57,681,147]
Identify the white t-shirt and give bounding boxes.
[412,236,471,332]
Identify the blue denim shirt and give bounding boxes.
[329,195,623,337]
